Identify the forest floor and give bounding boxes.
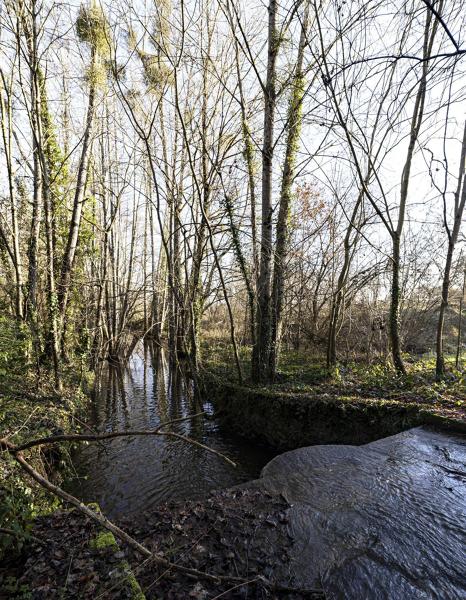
[204,345,466,422]
[0,488,324,599]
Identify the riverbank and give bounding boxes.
[2,343,465,598]
[202,349,466,449]
[0,363,92,561]
[2,487,323,599]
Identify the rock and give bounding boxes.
[258,426,466,599]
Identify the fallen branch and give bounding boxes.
[1,412,236,467]
[1,437,324,597]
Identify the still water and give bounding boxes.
[71,344,275,520]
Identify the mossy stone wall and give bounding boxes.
[202,373,466,449]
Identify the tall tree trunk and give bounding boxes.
[57,52,97,339]
[390,232,405,374]
[188,38,212,370]
[269,2,308,380]
[390,5,438,375]
[436,122,466,379]
[456,266,466,369]
[224,192,256,345]
[234,37,259,293]
[251,0,278,382]
[326,192,363,368]
[24,9,43,349]
[0,69,24,320]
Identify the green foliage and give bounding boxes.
[0,454,55,558]
[203,344,465,420]
[38,70,69,193]
[2,577,32,600]
[0,316,30,378]
[0,339,89,560]
[76,2,112,88]
[37,69,72,274]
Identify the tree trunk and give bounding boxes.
[389,6,437,374]
[269,2,308,380]
[57,53,97,338]
[327,191,363,368]
[436,122,466,379]
[252,0,278,382]
[390,232,406,375]
[0,70,24,320]
[456,267,466,369]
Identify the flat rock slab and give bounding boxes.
[258,426,466,599]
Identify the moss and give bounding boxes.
[86,501,101,513]
[88,527,146,599]
[89,530,118,550]
[201,370,466,450]
[118,562,146,600]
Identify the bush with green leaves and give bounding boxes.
[0,316,31,379]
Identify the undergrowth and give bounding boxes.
[0,316,91,560]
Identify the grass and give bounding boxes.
[202,341,466,422]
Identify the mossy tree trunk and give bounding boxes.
[252,0,278,383]
[390,232,406,376]
[269,2,309,381]
[57,57,97,343]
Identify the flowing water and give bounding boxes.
[71,344,275,520]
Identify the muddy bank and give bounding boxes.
[202,372,466,449]
[119,487,322,599]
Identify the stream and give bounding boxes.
[70,344,275,520]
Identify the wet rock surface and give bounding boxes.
[259,426,466,599]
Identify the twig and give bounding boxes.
[1,412,236,467]
[156,430,236,466]
[1,411,196,448]
[5,406,40,441]
[70,414,109,454]
[210,576,261,599]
